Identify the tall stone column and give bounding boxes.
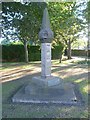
[39,7,53,78]
[32,7,60,87]
[41,43,51,78]
[12,2,79,106]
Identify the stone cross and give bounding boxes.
[39,7,53,78]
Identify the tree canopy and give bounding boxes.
[2,1,86,60]
[2,2,45,44]
[2,2,84,43]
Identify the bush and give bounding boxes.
[72,49,86,56]
[52,44,64,59]
[28,46,41,61]
[2,44,64,62]
[2,45,25,62]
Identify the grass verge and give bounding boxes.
[2,58,89,118]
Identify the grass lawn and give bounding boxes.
[1,57,89,118]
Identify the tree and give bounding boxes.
[2,2,44,62]
[48,2,84,59]
[84,1,90,50]
[85,1,90,57]
[2,2,84,61]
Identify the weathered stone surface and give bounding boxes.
[39,7,59,86]
[41,43,51,77]
[39,8,53,43]
[12,7,83,107]
[31,76,61,87]
[12,82,83,105]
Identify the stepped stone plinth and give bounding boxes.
[12,7,83,106]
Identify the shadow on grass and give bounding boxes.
[71,59,90,65]
[1,62,41,70]
[2,63,88,118]
[2,63,88,102]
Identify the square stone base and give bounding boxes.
[12,81,83,105]
[31,76,61,87]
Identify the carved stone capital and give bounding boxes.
[39,28,53,43]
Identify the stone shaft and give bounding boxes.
[41,43,51,78]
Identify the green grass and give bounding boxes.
[2,58,89,118]
[1,61,41,70]
[71,59,90,65]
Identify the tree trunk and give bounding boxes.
[59,53,62,63]
[24,40,28,63]
[67,40,71,59]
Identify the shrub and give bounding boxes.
[52,43,64,59]
[2,44,64,62]
[72,49,90,57]
[2,45,25,62]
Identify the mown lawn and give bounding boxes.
[1,57,89,118]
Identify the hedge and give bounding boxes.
[2,45,25,62]
[2,44,64,62]
[72,49,90,57]
[52,45,64,59]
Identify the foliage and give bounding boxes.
[2,2,46,62]
[2,2,85,60]
[2,44,64,62]
[52,42,64,60]
[71,39,87,49]
[2,45,25,62]
[83,1,90,50]
[2,2,84,43]
[83,1,90,24]
[47,2,85,59]
[48,2,83,42]
[72,49,87,56]
[2,2,45,44]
